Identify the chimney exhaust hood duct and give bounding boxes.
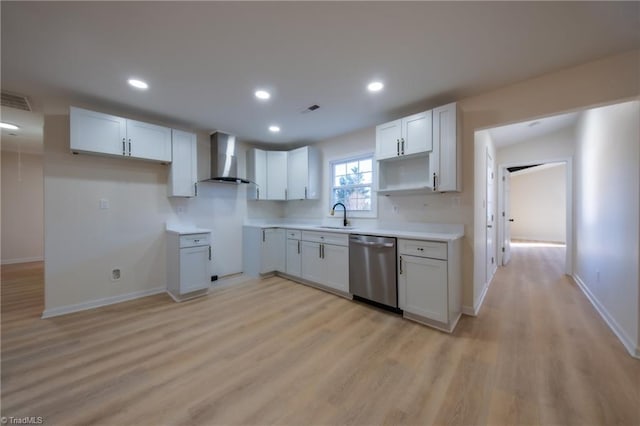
[207,132,250,184]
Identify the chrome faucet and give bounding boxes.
[330,202,348,227]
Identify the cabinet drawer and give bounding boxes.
[301,231,348,246]
[398,239,447,260]
[180,233,210,248]
[286,229,302,240]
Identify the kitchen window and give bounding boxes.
[330,154,376,217]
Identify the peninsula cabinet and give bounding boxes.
[375,110,433,160]
[70,106,172,162]
[397,237,462,333]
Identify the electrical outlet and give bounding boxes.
[99,198,110,209]
[392,205,399,214]
[111,268,121,282]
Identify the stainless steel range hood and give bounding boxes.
[207,132,250,184]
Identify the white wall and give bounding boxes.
[510,163,566,243]
[496,126,576,166]
[1,151,44,264]
[574,100,639,356]
[42,104,282,315]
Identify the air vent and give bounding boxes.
[301,104,320,113]
[1,92,32,112]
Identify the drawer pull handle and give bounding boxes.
[399,256,403,274]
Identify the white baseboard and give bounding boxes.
[462,277,492,317]
[41,287,166,319]
[573,274,639,359]
[1,256,44,265]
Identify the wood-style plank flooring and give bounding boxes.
[2,245,639,425]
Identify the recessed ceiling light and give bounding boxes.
[0,122,19,130]
[268,125,280,133]
[528,121,541,127]
[255,90,271,100]
[367,81,384,92]
[128,78,149,90]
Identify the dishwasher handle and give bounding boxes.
[350,239,395,248]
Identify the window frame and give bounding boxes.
[328,153,377,219]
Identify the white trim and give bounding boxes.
[1,256,44,265]
[462,277,493,317]
[41,287,166,319]
[573,274,640,359]
[328,152,377,219]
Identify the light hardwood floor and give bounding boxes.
[2,246,639,426]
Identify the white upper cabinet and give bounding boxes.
[126,119,172,162]
[246,148,268,200]
[430,102,461,192]
[287,146,320,200]
[70,107,126,157]
[375,111,432,160]
[375,119,402,160]
[70,106,172,163]
[168,130,197,197]
[266,151,288,200]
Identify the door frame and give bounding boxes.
[486,149,497,285]
[497,156,573,275]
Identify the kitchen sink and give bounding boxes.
[316,225,355,230]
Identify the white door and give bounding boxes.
[375,119,402,160]
[70,107,126,156]
[127,119,172,162]
[179,246,210,293]
[486,151,496,284]
[168,130,197,197]
[287,147,308,199]
[266,151,288,200]
[301,241,324,284]
[502,169,512,265]
[403,111,432,156]
[286,238,301,277]
[402,255,448,323]
[323,244,349,292]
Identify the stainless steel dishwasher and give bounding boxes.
[349,234,397,308]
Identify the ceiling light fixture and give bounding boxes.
[367,81,384,92]
[268,125,280,133]
[0,122,19,130]
[255,90,271,100]
[128,78,149,90]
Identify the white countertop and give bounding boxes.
[243,223,463,242]
[166,226,213,235]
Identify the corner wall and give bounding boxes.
[574,100,639,356]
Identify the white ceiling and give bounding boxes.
[0,107,43,154]
[488,111,580,148]
[1,2,638,145]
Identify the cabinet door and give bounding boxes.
[266,151,288,200]
[301,241,324,284]
[287,147,308,200]
[127,119,172,162]
[179,246,210,293]
[70,106,126,156]
[400,255,448,323]
[323,244,349,292]
[168,130,197,197]
[261,228,286,273]
[403,110,432,156]
[375,119,402,160]
[432,102,459,192]
[286,238,302,277]
[246,148,267,200]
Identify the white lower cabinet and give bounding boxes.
[285,229,302,277]
[300,231,349,293]
[398,238,461,332]
[242,227,285,277]
[167,231,211,301]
